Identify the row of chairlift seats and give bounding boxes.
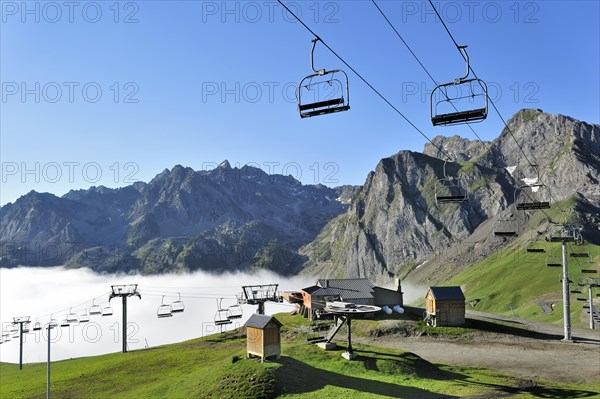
[0,300,114,343]
[155,294,243,326]
[297,39,487,128]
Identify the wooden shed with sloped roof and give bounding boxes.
[425,286,465,327]
[244,314,282,361]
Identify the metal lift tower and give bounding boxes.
[109,284,141,353]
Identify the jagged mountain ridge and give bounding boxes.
[300,109,600,280]
[0,162,354,274]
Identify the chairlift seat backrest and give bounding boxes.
[102,306,113,316]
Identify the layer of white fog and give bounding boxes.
[0,267,425,364]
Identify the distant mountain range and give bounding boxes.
[0,161,358,274]
[2,109,599,280]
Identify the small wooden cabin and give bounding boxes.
[244,314,282,361]
[425,286,465,327]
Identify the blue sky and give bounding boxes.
[1,0,599,205]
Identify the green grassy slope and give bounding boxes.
[1,313,598,399]
[422,200,600,326]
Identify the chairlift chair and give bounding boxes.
[79,309,90,323]
[214,298,232,326]
[33,319,42,331]
[101,305,113,317]
[170,293,185,314]
[581,269,598,274]
[525,230,546,253]
[67,308,79,323]
[431,46,488,126]
[297,38,350,118]
[546,254,562,267]
[570,289,582,294]
[90,299,102,316]
[435,160,468,204]
[576,297,587,301]
[227,304,243,320]
[157,295,173,318]
[514,166,551,210]
[60,317,70,328]
[494,217,519,237]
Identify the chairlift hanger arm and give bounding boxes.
[310,37,326,75]
[456,45,470,83]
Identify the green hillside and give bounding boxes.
[446,204,599,327]
[1,314,597,399]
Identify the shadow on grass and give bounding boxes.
[274,355,458,398]
[464,318,564,340]
[275,350,599,399]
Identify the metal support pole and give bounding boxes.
[122,296,127,353]
[258,302,265,315]
[561,239,571,341]
[47,324,51,399]
[19,322,24,370]
[589,286,595,330]
[346,317,352,354]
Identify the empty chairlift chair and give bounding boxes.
[297,38,350,118]
[157,295,173,318]
[525,231,546,253]
[227,304,243,320]
[90,299,102,316]
[102,304,113,317]
[170,293,185,314]
[79,309,90,323]
[435,160,468,204]
[494,217,519,237]
[514,165,551,210]
[32,319,42,331]
[431,46,488,126]
[546,251,562,268]
[214,298,232,326]
[67,308,79,323]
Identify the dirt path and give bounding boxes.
[356,311,600,384]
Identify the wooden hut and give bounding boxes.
[425,286,465,327]
[244,314,282,361]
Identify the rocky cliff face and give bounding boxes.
[0,163,352,274]
[301,109,600,280]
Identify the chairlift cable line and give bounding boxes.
[275,0,452,163]
[275,1,561,250]
[371,0,559,238]
[279,0,547,223]
[426,0,542,173]
[425,0,572,226]
[371,0,495,158]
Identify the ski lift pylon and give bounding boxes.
[435,160,468,204]
[157,295,173,318]
[171,293,185,314]
[297,38,350,118]
[431,46,488,126]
